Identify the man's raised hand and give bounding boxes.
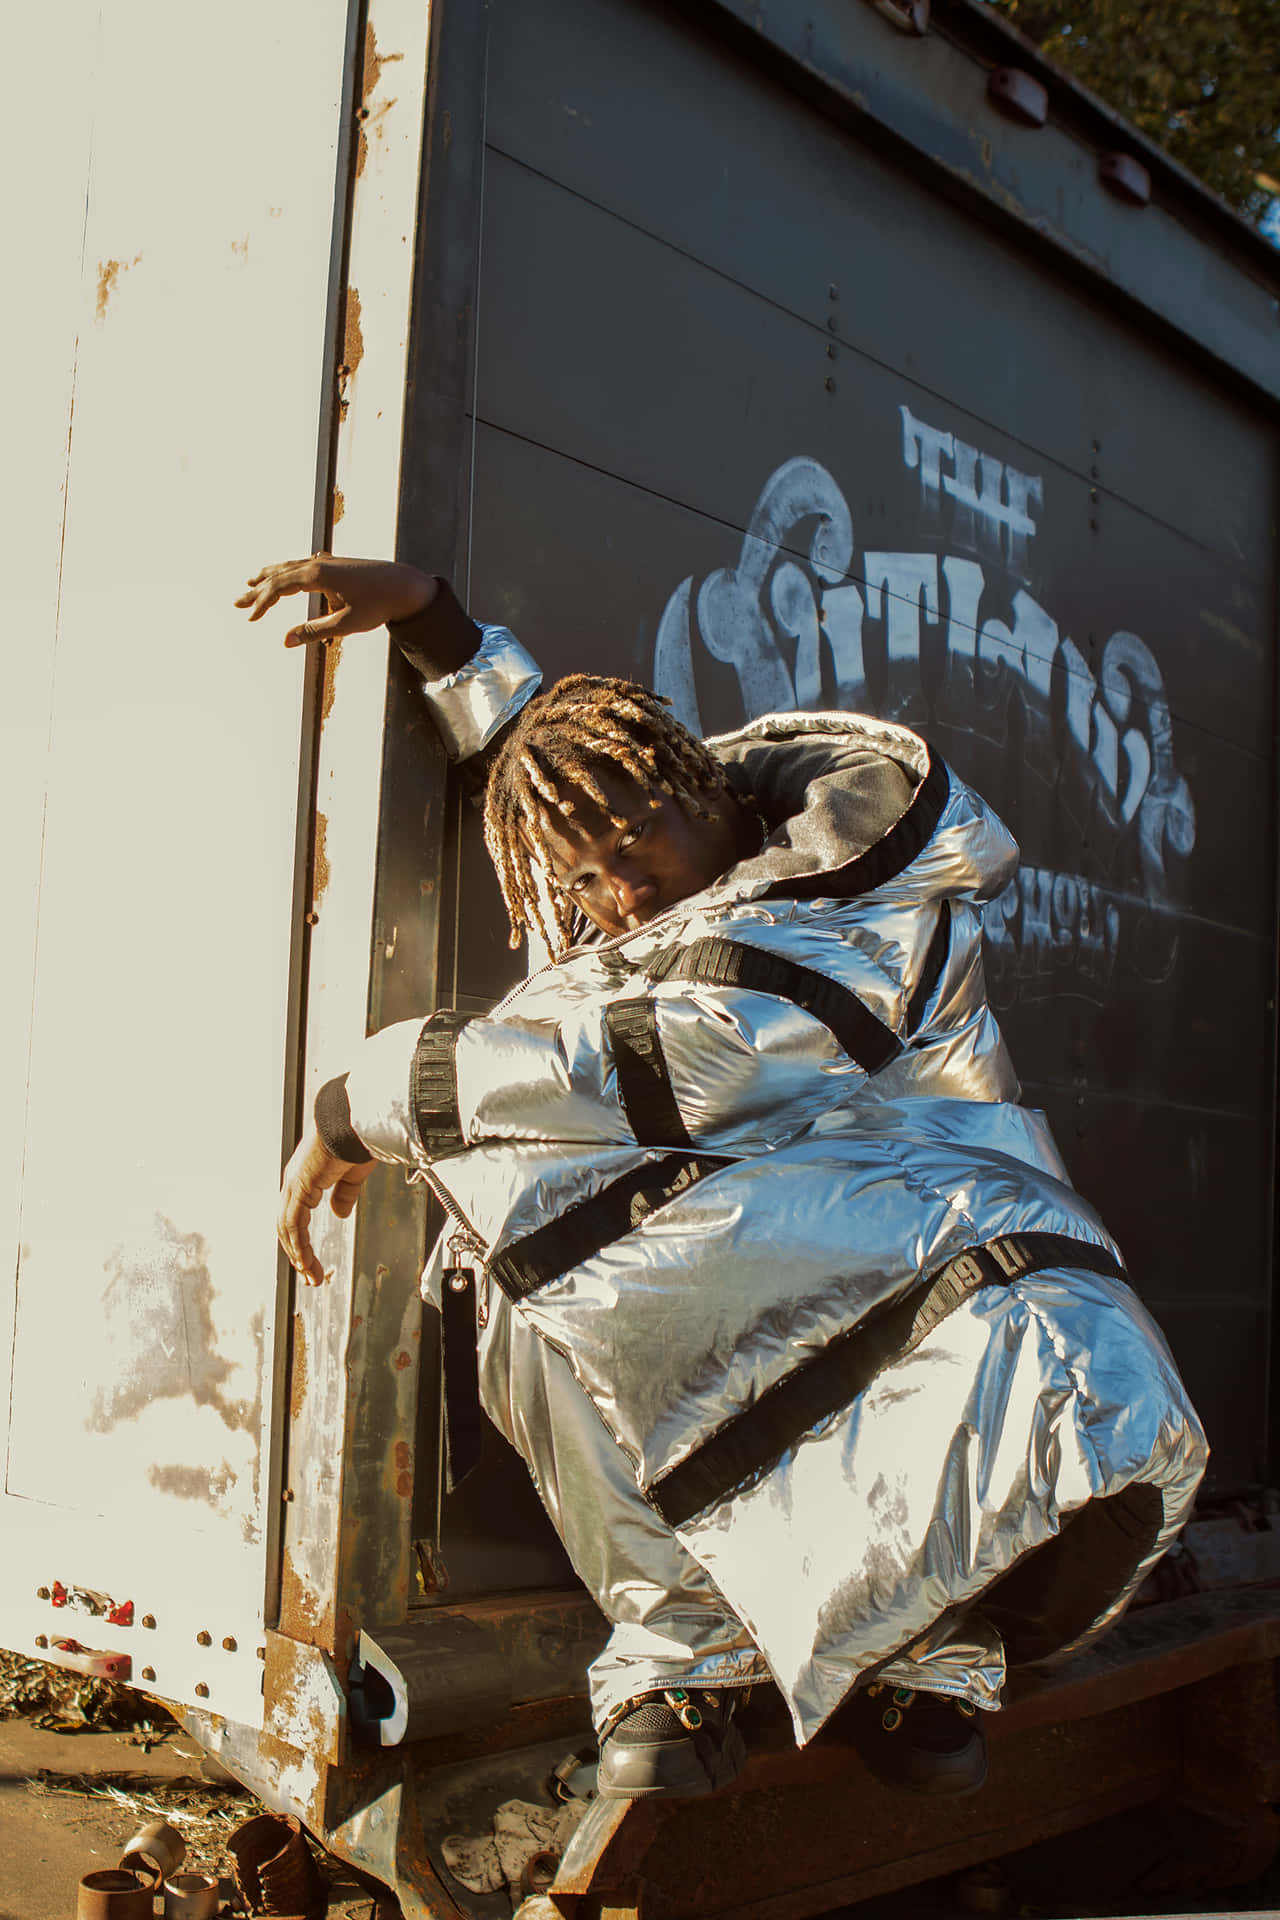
[236,553,436,646]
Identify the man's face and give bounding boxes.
[536,766,748,938]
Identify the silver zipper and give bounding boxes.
[411,1166,492,1326]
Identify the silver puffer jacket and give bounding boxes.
[339,630,1207,1742]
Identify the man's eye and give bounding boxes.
[619,822,645,851]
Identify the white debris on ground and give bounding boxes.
[442,1796,588,1902]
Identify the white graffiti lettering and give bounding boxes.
[652,437,1197,999]
[984,867,1122,1003]
[900,403,1043,578]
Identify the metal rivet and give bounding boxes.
[141,1667,157,1683]
[1089,518,1100,531]
[283,1488,295,1502]
[36,1587,50,1601]
[222,1637,238,1652]
[1099,151,1151,206]
[987,67,1049,128]
[826,343,837,360]
[828,283,838,300]
[34,1635,48,1649]
[142,1615,157,1630]
[257,1646,267,1661]
[196,1631,212,1647]
[194,1683,210,1699]
[305,911,319,926]
[826,315,838,332]
[825,377,837,393]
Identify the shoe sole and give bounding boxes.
[597,1723,747,1799]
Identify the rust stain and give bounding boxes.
[332,488,344,529]
[95,253,141,322]
[342,286,364,382]
[394,1350,411,1371]
[320,638,342,724]
[312,811,330,910]
[395,1441,411,1470]
[361,20,403,107]
[230,236,249,262]
[355,122,368,179]
[397,1472,413,1497]
[289,1313,308,1421]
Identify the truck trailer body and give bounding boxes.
[6,0,1280,1914]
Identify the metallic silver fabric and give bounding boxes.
[419,625,541,762]
[352,705,1207,1741]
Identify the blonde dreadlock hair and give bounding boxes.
[483,673,734,956]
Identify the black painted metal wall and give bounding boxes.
[413,0,1278,1589]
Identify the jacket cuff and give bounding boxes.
[314,1074,374,1164]
[388,577,483,680]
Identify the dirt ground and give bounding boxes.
[0,1715,395,1920]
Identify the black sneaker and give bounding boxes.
[597,1687,747,1799]
[849,1683,988,1796]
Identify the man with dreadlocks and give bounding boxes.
[242,554,1204,1802]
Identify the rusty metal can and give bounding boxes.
[77,1868,157,1920]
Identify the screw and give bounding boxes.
[141,1667,157,1683]
[195,1683,210,1699]
[222,1636,238,1652]
[142,1615,157,1630]
[196,1631,212,1647]
[36,1587,50,1601]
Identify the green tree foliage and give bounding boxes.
[986,0,1280,225]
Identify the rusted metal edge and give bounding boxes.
[1000,1587,1280,1734]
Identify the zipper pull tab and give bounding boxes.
[445,1225,489,1327]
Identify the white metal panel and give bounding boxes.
[2,0,353,1727]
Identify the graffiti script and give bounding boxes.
[653,411,1196,1001]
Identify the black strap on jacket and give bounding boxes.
[411,1009,472,1159]
[605,999,694,1149]
[649,938,903,1069]
[488,1151,732,1303]
[441,1262,485,1490]
[648,1231,1128,1530]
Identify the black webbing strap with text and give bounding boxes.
[488,1151,732,1302]
[411,1009,472,1159]
[649,1231,1128,1529]
[605,998,694,1148]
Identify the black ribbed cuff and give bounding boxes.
[314,1073,374,1164]
[388,577,483,681]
